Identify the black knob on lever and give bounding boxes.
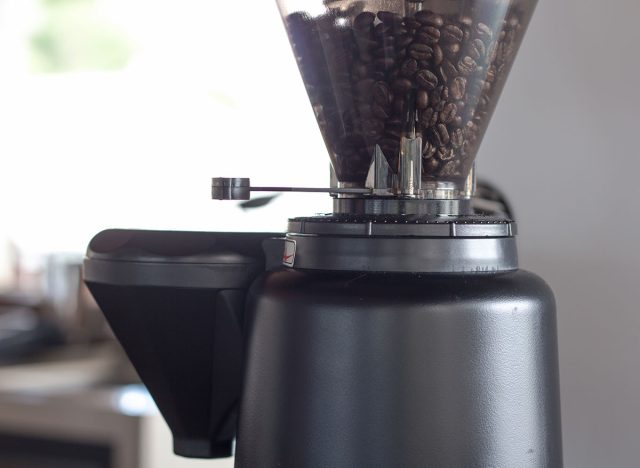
[212,177,251,200]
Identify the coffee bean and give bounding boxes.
[373,22,390,38]
[439,60,458,83]
[440,102,457,123]
[416,89,429,109]
[423,156,440,174]
[423,142,437,159]
[437,147,455,161]
[417,26,440,44]
[459,15,473,28]
[429,123,450,147]
[419,108,437,128]
[400,58,418,77]
[392,77,413,93]
[450,76,466,100]
[451,128,464,148]
[432,84,449,105]
[372,81,392,106]
[443,42,461,58]
[415,69,438,90]
[354,11,376,30]
[408,43,433,60]
[432,45,444,65]
[457,56,478,76]
[403,16,421,31]
[415,11,444,28]
[469,38,486,61]
[441,24,463,43]
[475,23,493,42]
[395,33,414,49]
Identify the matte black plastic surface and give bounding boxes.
[236,269,563,468]
[84,229,279,459]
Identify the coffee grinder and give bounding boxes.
[84,0,562,466]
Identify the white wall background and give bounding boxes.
[480,1,640,467]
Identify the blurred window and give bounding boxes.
[0,0,329,257]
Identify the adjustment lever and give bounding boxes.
[212,177,371,201]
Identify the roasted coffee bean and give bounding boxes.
[408,43,433,60]
[441,24,464,43]
[443,42,461,58]
[395,33,414,49]
[486,65,497,83]
[417,26,440,44]
[354,11,376,30]
[433,84,449,105]
[416,89,429,109]
[419,108,438,128]
[423,142,437,159]
[459,15,473,28]
[403,16,422,31]
[475,22,493,42]
[439,60,458,83]
[377,11,402,26]
[437,148,455,161]
[423,156,439,174]
[372,81,392,106]
[458,56,478,76]
[429,123,450,147]
[400,58,419,77]
[453,115,463,127]
[451,128,464,148]
[450,76,466,100]
[507,14,521,29]
[472,38,487,60]
[432,45,444,65]
[415,69,438,90]
[392,77,413,93]
[440,102,457,123]
[415,11,444,28]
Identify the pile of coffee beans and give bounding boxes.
[286,5,524,183]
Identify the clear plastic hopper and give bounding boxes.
[277,0,537,198]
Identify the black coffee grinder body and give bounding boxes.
[235,216,562,468]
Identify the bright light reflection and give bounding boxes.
[115,385,157,416]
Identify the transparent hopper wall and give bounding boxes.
[277,0,537,195]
